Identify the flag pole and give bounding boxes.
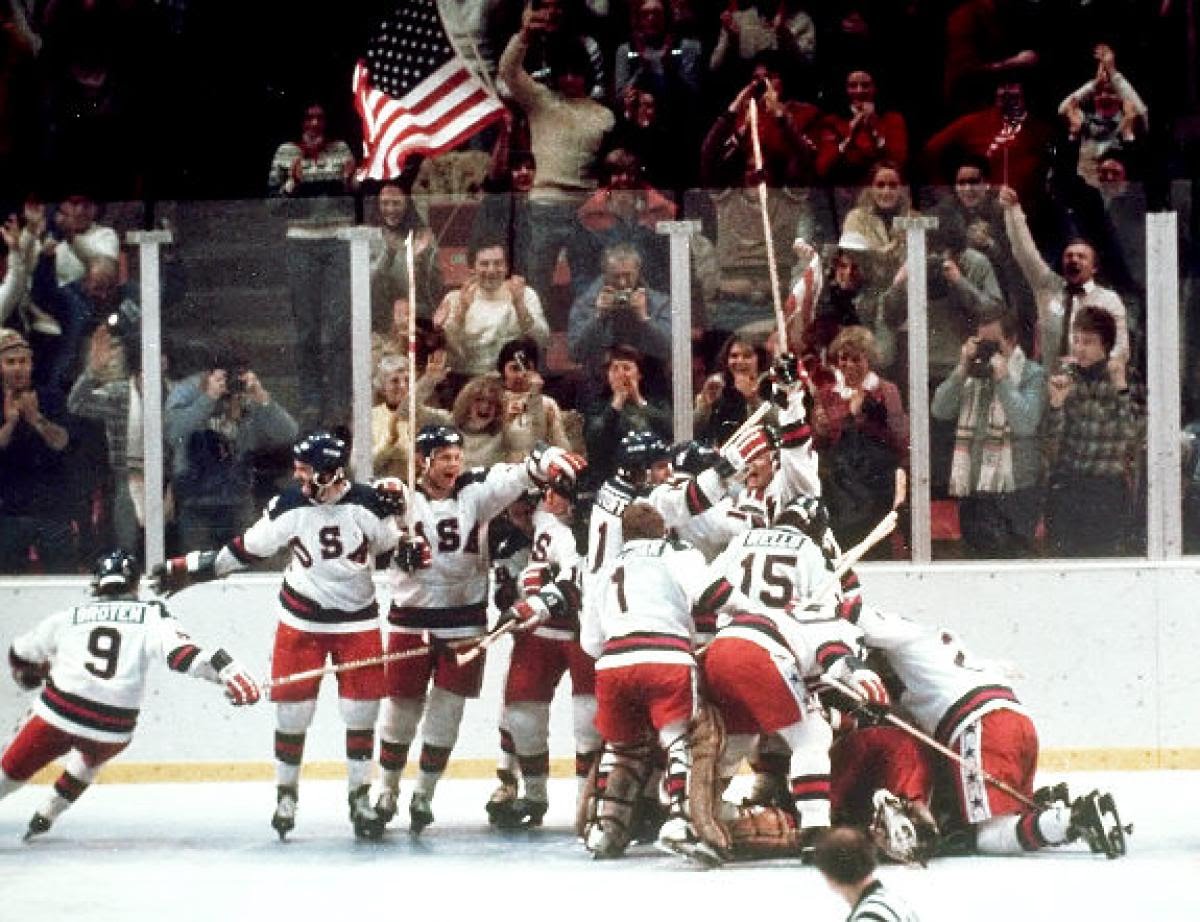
[405,230,418,532]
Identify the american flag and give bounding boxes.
[353,0,504,181]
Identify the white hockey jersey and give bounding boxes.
[218,483,401,634]
[521,508,583,641]
[583,538,733,667]
[854,607,1026,746]
[11,599,214,744]
[709,526,863,677]
[387,463,536,638]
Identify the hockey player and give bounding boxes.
[579,503,753,864]
[151,429,401,840]
[3,550,260,839]
[375,424,585,833]
[486,475,599,829]
[847,604,1128,858]
[483,491,539,812]
[696,499,890,856]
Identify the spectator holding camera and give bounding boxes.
[1042,306,1143,558]
[931,308,1046,559]
[568,242,671,407]
[879,211,1003,385]
[165,346,298,550]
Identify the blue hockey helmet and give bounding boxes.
[293,430,351,502]
[92,549,140,597]
[415,424,464,459]
[616,430,670,482]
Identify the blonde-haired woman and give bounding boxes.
[812,325,908,558]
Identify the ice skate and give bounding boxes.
[630,795,669,844]
[409,791,434,834]
[1070,790,1129,859]
[271,786,298,840]
[348,785,385,840]
[374,788,398,825]
[489,796,548,830]
[485,778,519,826]
[23,813,53,842]
[655,816,723,868]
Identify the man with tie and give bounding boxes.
[998,184,1129,369]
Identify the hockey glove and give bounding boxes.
[715,425,773,478]
[670,440,719,477]
[824,656,890,709]
[526,442,587,488]
[760,353,807,408]
[496,596,551,634]
[372,477,407,517]
[150,550,219,595]
[9,647,49,691]
[395,535,432,573]
[210,650,261,706]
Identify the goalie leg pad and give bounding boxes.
[582,742,650,859]
[688,702,732,856]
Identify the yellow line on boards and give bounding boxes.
[23,749,1200,785]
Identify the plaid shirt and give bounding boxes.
[1044,371,1144,480]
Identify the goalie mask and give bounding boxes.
[92,549,140,597]
[293,430,350,503]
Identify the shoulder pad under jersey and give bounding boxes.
[452,467,490,496]
[342,482,392,519]
[268,485,310,520]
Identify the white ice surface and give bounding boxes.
[2,771,1198,922]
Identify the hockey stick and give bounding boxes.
[820,673,1039,811]
[747,98,788,351]
[454,619,518,667]
[809,510,898,604]
[405,231,419,535]
[265,638,476,690]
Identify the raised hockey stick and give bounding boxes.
[819,672,1040,811]
[747,98,788,351]
[405,231,419,534]
[809,510,898,604]
[265,637,476,690]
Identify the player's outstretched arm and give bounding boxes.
[168,643,261,706]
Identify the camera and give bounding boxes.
[968,340,999,378]
[104,303,141,340]
[611,289,634,309]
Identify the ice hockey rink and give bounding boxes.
[2,770,1197,922]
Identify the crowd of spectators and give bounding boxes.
[1,0,1196,573]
